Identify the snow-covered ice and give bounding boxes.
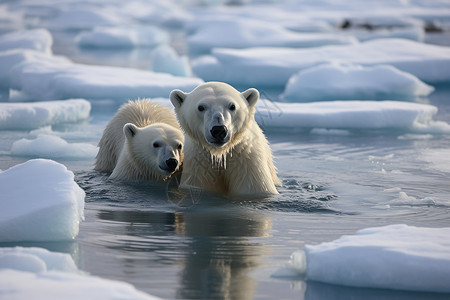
[0,247,162,300]
[116,0,191,27]
[40,0,190,30]
[0,270,163,300]
[282,225,450,293]
[0,50,70,89]
[193,39,450,87]
[254,100,450,133]
[0,29,67,89]
[187,18,357,54]
[0,99,90,130]
[11,135,98,160]
[151,45,192,77]
[0,6,23,34]
[282,63,434,101]
[9,55,203,101]
[76,26,169,48]
[0,247,78,273]
[345,27,425,42]
[189,5,335,34]
[49,8,124,31]
[0,29,52,53]
[0,159,85,242]
[0,30,202,100]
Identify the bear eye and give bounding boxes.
[153,142,160,148]
[177,144,182,150]
[229,103,236,111]
[198,105,205,112]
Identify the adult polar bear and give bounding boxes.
[170,82,280,196]
[95,99,184,181]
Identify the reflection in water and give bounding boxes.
[176,210,271,300]
[97,206,272,300]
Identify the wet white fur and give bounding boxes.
[95,99,184,181]
[170,82,280,196]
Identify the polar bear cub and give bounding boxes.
[170,82,280,196]
[95,99,184,181]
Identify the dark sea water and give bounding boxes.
[1,6,450,300]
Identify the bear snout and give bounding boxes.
[165,158,179,173]
[210,125,228,142]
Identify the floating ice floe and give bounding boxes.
[45,0,190,30]
[0,6,23,33]
[76,26,169,48]
[0,159,84,242]
[0,29,52,53]
[29,125,104,142]
[11,135,98,160]
[0,49,70,89]
[282,63,434,101]
[0,99,90,130]
[346,27,425,42]
[277,224,450,293]
[255,100,450,133]
[187,18,357,54]
[49,7,124,30]
[0,247,78,273]
[0,247,162,300]
[193,39,450,86]
[0,29,67,89]
[189,5,335,33]
[118,0,192,27]
[151,45,192,77]
[9,54,203,101]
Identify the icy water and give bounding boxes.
[2,91,450,300]
[2,22,450,300]
[83,99,450,300]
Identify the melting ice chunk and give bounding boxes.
[278,224,450,293]
[0,99,90,130]
[0,247,162,299]
[11,134,98,160]
[282,63,434,101]
[76,26,169,48]
[193,39,450,86]
[0,159,85,242]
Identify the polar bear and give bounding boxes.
[170,82,280,196]
[95,99,184,181]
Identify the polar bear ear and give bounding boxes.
[170,89,187,109]
[123,123,139,140]
[241,88,259,108]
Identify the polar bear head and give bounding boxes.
[170,82,259,156]
[123,122,184,178]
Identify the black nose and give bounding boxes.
[165,158,178,172]
[210,125,228,141]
